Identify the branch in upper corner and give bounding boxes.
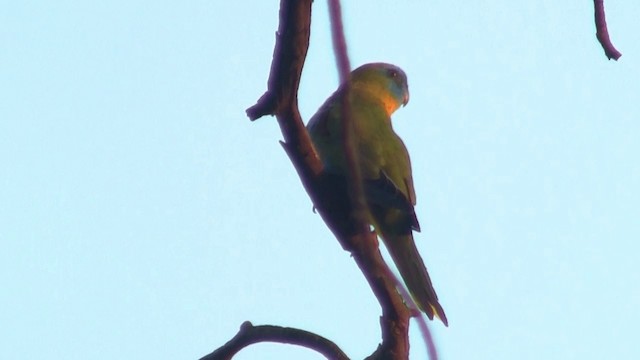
[200,321,350,360]
[593,0,622,60]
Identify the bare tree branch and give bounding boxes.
[200,321,349,360]
[593,0,622,60]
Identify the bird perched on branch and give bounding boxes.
[307,63,447,326]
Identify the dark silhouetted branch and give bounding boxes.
[200,322,349,360]
[593,0,622,60]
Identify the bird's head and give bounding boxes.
[349,63,410,115]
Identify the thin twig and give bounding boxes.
[415,315,439,360]
[328,0,351,82]
[593,0,622,60]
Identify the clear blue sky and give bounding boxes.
[2,1,639,359]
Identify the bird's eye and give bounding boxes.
[387,69,398,78]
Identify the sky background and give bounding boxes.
[1,1,639,359]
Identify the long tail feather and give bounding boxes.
[382,233,448,326]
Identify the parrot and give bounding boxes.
[307,63,447,326]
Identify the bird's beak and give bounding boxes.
[402,91,410,106]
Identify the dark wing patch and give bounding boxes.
[365,170,421,232]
